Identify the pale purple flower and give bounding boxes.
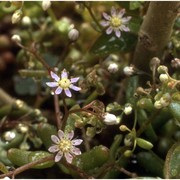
[48,130,83,163]
[46,69,81,97]
[100,7,131,38]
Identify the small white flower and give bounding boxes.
[11,34,21,43]
[100,7,131,38]
[108,63,119,73]
[123,66,135,76]
[48,130,83,163]
[68,28,79,41]
[124,104,133,115]
[46,69,81,97]
[42,0,51,11]
[21,16,31,26]
[3,177,11,180]
[12,9,22,24]
[103,113,118,125]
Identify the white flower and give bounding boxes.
[108,63,119,73]
[42,0,51,11]
[11,34,21,43]
[103,113,118,125]
[48,130,83,163]
[21,16,31,26]
[124,104,133,115]
[100,7,131,38]
[123,66,135,76]
[3,177,11,180]
[46,69,81,97]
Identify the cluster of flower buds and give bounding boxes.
[171,58,180,69]
[154,93,171,109]
[123,65,135,76]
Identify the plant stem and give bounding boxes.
[0,156,53,179]
[133,2,180,72]
[83,2,103,32]
[54,94,63,129]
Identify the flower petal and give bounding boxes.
[58,130,64,140]
[102,12,111,21]
[51,135,59,144]
[65,152,73,164]
[70,77,80,83]
[111,6,116,16]
[120,25,130,32]
[100,20,110,27]
[106,26,113,35]
[46,82,58,87]
[55,151,63,162]
[118,8,126,18]
[67,131,74,140]
[48,145,59,153]
[55,87,63,94]
[71,147,81,155]
[64,88,72,97]
[61,70,68,79]
[115,29,121,38]
[70,84,81,91]
[122,16,131,23]
[50,71,60,81]
[72,139,83,146]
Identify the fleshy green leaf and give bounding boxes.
[164,142,180,178]
[90,32,137,56]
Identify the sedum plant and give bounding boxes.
[0,1,179,179]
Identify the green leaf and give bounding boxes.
[137,151,164,177]
[164,142,180,178]
[169,102,180,126]
[129,1,144,10]
[90,32,137,56]
[14,76,37,95]
[8,148,54,169]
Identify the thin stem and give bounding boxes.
[0,156,53,179]
[55,41,71,67]
[54,94,63,129]
[47,8,57,23]
[114,165,138,178]
[133,109,138,129]
[17,42,51,71]
[83,2,103,32]
[64,162,93,179]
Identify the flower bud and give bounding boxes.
[119,125,130,132]
[124,104,133,115]
[159,74,169,83]
[107,63,118,73]
[11,34,21,43]
[21,16,31,26]
[124,133,134,147]
[124,150,133,157]
[103,113,118,125]
[86,127,96,138]
[157,65,168,74]
[171,58,180,69]
[149,57,160,71]
[3,177,11,180]
[42,0,51,11]
[68,28,79,41]
[154,100,162,109]
[12,9,23,24]
[123,66,135,76]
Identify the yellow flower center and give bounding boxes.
[58,139,72,153]
[110,16,121,28]
[58,78,71,89]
